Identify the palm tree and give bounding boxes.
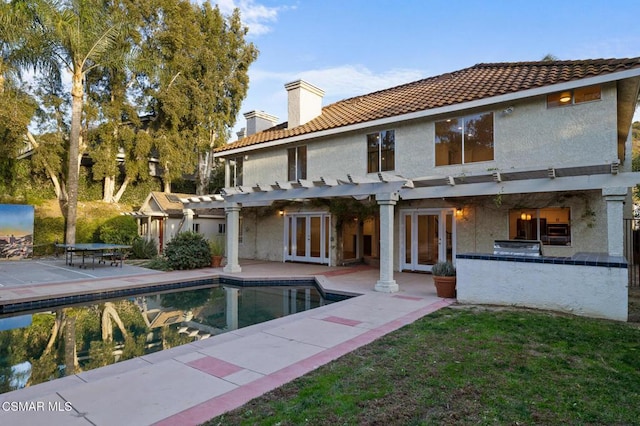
[4,0,120,244]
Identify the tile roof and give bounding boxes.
[217,57,640,153]
[143,192,223,216]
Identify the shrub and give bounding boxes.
[131,237,158,259]
[97,215,138,245]
[431,261,456,276]
[143,255,172,271]
[208,236,225,256]
[164,231,211,270]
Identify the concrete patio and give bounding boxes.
[0,259,452,426]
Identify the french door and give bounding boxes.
[284,213,330,264]
[400,209,455,272]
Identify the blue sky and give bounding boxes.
[214,0,640,139]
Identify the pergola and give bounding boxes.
[182,162,640,292]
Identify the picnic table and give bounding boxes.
[55,243,132,269]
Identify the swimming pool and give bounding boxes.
[0,277,350,394]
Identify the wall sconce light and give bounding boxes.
[520,212,532,221]
[244,155,249,160]
[278,210,285,216]
[502,106,514,115]
[456,208,463,217]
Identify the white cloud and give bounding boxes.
[213,0,285,36]
[232,64,429,135]
[250,65,427,102]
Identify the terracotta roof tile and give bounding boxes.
[218,57,640,153]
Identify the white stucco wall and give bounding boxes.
[457,257,628,321]
[194,218,225,241]
[225,83,618,186]
[452,190,609,256]
[236,208,284,261]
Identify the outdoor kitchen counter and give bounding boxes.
[456,252,627,268]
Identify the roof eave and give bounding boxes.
[215,67,640,158]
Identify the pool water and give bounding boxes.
[0,282,338,394]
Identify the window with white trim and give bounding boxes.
[435,112,494,166]
[288,146,307,181]
[547,85,601,108]
[229,156,243,187]
[367,130,395,173]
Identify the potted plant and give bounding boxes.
[431,261,456,298]
[208,236,225,268]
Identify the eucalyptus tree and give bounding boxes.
[85,0,152,203]
[3,0,121,244]
[0,77,36,193]
[0,1,37,192]
[142,0,257,193]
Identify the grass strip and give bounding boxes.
[205,307,640,425]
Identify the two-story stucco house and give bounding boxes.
[185,58,640,321]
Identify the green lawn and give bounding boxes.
[206,307,640,425]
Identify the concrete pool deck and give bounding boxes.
[0,259,452,426]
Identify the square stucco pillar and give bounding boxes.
[603,187,628,257]
[223,203,242,273]
[375,192,399,293]
[183,208,194,232]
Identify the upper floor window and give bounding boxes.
[435,112,494,166]
[288,146,307,181]
[367,130,395,173]
[547,85,601,108]
[229,156,243,187]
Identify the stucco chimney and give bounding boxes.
[244,110,279,136]
[285,80,324,129]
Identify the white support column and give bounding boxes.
[183,208,194,232]
[375,192,399,293]
[224,159,231,188]
[223,203,242,273]
[224,287,239,330]
[603,187,628,257]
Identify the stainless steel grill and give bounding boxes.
[493,240,542,257]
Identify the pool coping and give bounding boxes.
[0,261,447,425]
[0,273,359,315]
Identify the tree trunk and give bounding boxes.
[102,302,129,341]
[44,310,64,354]
[196,150,214,195]
[64,316,77,376]
[65,70,84,245]
[103,175,115,202]
[112,175,131,203]
[26,131,66,203]
[196,130,217,195]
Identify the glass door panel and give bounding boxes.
[285,213,330,264]
[295,217,306,257]
[310,216,321,258]
[401,209,455,272]
[417,214,438,267]
[445,212,453,262]
[404,215,412,264]
[324,216,330,259]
